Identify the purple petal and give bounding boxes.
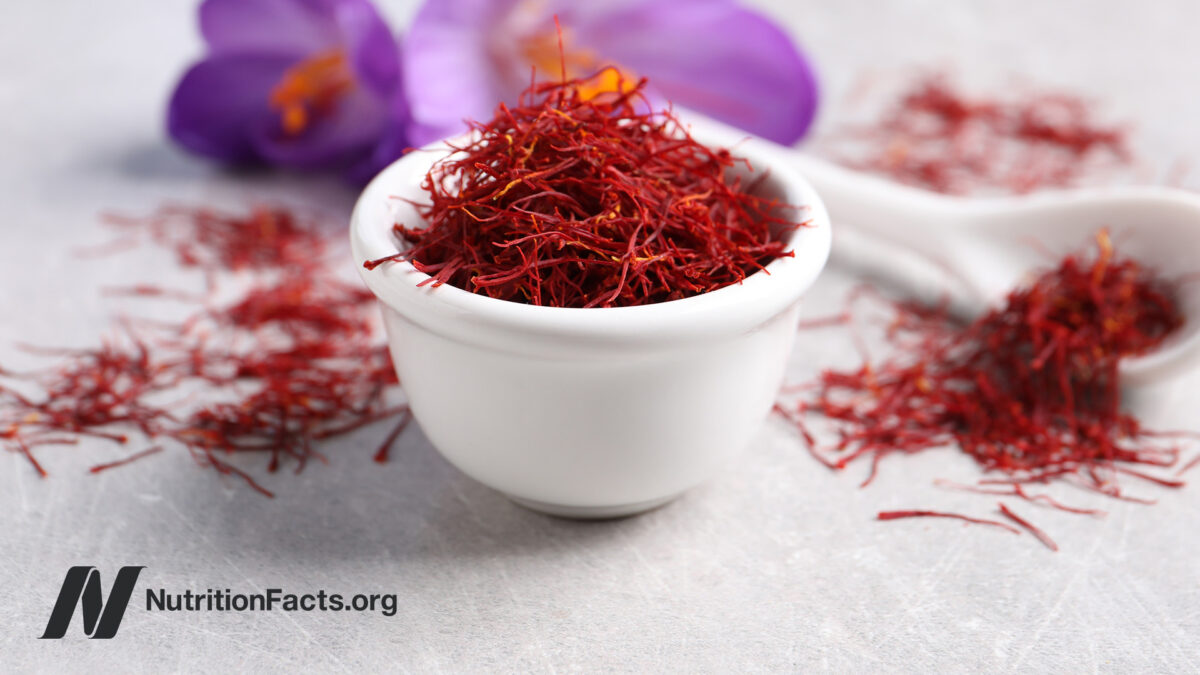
[199,0,343,56]
[339,0,401,96]
[248,85,389,170]
[167,53,292,163]
[574,1,818,145]
[402,0,524,145]
[346,82,412,183]
[403,0,817,146]
[199,0,401,96]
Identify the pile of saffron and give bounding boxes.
[823,75,1130,194]
[0,206,409,496]
[365,73,800,308]
[779,232,1190,550]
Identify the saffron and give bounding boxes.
[823,75,1130,194]
[997,502,1059,551]
[0,206,409,496]
[783,232,1188,549]
[364,72,803,308]
[877,510,1020,534]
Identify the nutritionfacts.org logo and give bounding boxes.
[41,566,399,639]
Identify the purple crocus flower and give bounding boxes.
[402,0,819,147]
[168,0,406,171]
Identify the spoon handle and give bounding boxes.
[778,151,967,259]
[684,111,1015,299]
[685,112,974,268]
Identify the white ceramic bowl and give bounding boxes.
[350,127,831,518]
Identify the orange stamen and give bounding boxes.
[269,49,355,136]
[521,31,635,101]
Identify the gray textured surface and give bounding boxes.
[3,1,1199,672]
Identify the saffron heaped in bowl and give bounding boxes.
[351,112,831,518]
[364,77,804,309]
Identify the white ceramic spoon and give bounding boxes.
[687,115,1200,384]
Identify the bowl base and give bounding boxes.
[506,493,682,520]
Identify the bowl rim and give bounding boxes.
[350,119,832,348]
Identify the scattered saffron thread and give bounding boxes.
[783,231,1188,550]
[876,510,1020,534]
[933,479,1105,517]
[0,206,410,496]
[997,503,1059,552]
[822,74,1130,194]
[1177,454,1200,477]
[89,446,164,474]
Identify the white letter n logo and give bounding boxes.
[40,566,144,639]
